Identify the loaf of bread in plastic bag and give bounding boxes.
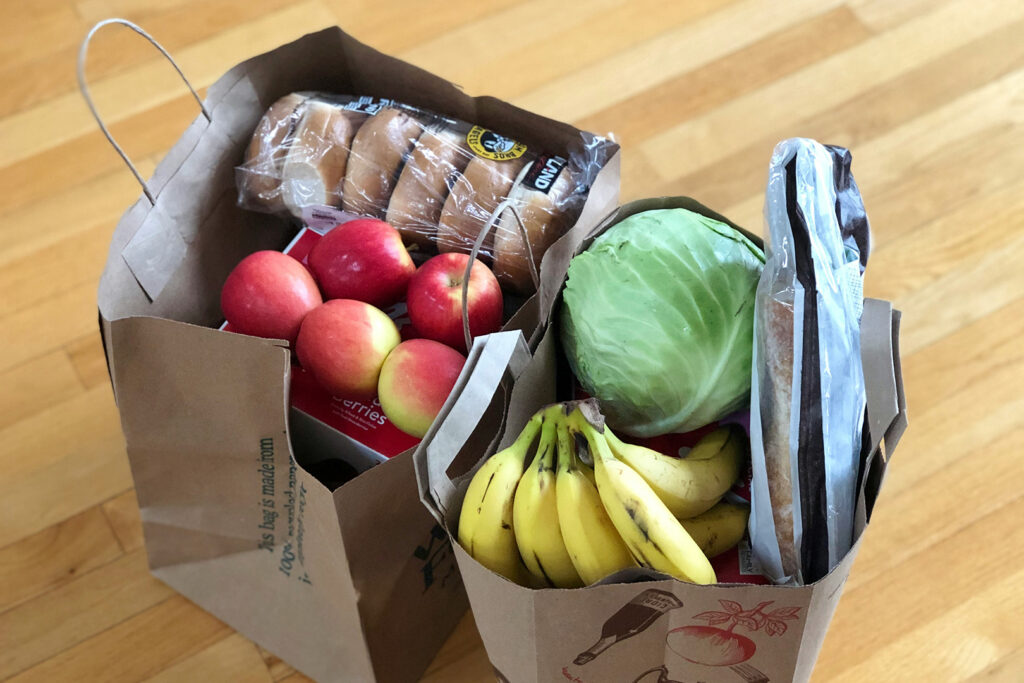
[236,93,608,294]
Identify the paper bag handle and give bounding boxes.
[77,18,212,204]
[460,198,539,351]
[418,331,531,522]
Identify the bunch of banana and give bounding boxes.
[678,500,750,558]
[456,411,543,584]
[456,399,750,588]
[555,419,637,585]
[512,415,583,588]
[604,424,745,518]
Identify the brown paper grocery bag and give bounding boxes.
[414,198,907,683]
[90,20,620,683]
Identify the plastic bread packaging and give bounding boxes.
[235,92,613,294]
[238,94,384,215]
[749,138,871,586]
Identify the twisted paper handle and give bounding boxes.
[78,18,211,204]
[460,199,538,351]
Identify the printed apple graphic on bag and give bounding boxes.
[666,600,801,667]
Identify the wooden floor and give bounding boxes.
[1,0,1022,680]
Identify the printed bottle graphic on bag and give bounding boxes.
[574,589,683,665]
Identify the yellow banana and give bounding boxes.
[677,500,750,558]
[555,420,637,585]
[457,411,542,585]
[569,407,717,585]
[513,416,583,588]
[603,425,746,519]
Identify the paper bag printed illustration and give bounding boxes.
[668,600,798,668]
[574,589,683,665]
[629,665,688,683]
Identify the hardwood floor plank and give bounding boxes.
[573,5,872,158]
[0,383,130,548]
[75,0,206,25]
[639,0,1024,184]
[0,281,103,376]
[399,0,626,89]
[654,16,1024,217]
[0,506,123,613]
[880,367,1023,506]
[0,92,199,221]
[866,171,1024,299]
[400,0,736,101]
[0,550,174,680]
[0,162,154,270]
[877,299,1024,502]
[816,497,1024,680]
[899,297,1024,416]
[0,348,83,431]
[847,427,1023,595]
[421,613,492,682]
[320,0,524,55]
[0,220,112,319]
[0,0,297,119]
[256,645,296,681]
[825,564,1024,681]
[0,2,84,75]
[848,0,960,32]
[7,593,232,683]
[514,0,846,123]
[100,490,144,553]
[0,1,335,167]
[141,633,272,683]
[0,380,118,480]
[895,226,1024,357]
[720,63,1024,237]
[965,648,1024,682]
[66,332,112,391]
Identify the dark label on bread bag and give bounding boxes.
[521,153,568,193]
[340,96,396,115]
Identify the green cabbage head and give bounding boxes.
[560,208,765,436]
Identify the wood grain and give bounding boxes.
[0,1,1020,681]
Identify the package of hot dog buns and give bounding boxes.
[236,92,613,295]
[749,138,872,586]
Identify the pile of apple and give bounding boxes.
[220,218,505,438]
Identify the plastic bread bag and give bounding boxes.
[235,92,614,294]
[748,138,871,585]
[237,94,376,214]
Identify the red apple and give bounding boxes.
[220,250,322,342]
[378,339,466,438]
[308,218,415,308]
[406,253,503,351]
[295,299,400,400]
